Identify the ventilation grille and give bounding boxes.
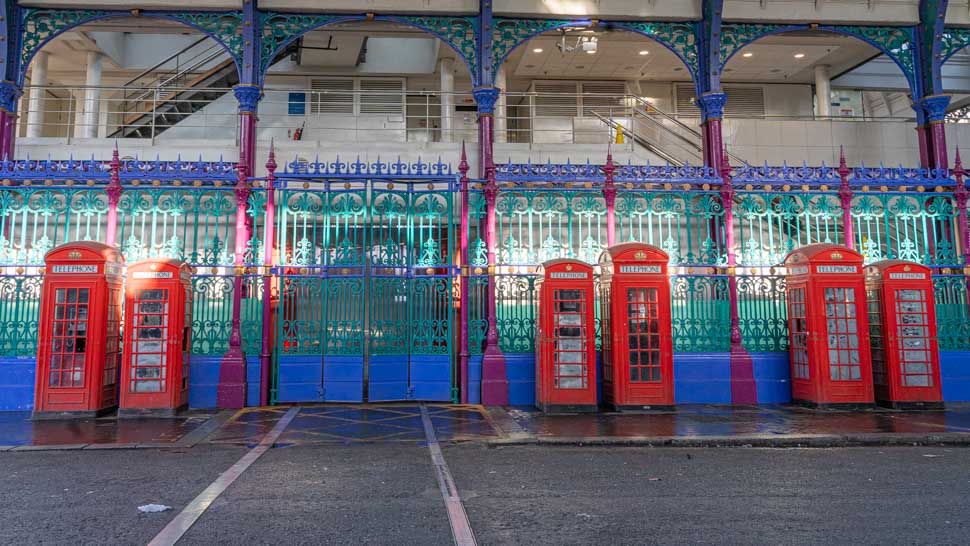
[359,79,404,115]
[532,81,578,117]
[675,84,766,118]
[580,81,626,117]
[310,78,354,114]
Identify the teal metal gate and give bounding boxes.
[272,169,457,404]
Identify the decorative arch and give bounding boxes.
[719,23,918,93]
[940,28,970,65]
[490,18,700,85]
[258,12,479,86]
[16,8,245,86]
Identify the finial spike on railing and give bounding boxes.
[955,148,963,171]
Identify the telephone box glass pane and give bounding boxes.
[626,287,661,383]
[867,288,886,385]
[553,289,587,389]
[787,287,809,380]
[130,288,170,393]
[824,287,861,381]
[894,288,933,387]
[48,288,90,388]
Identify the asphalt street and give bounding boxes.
[0,445,968,545]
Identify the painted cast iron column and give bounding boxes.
[217,162,251,409]
[234,84,260,251]
[0,81,21,159]
[953,151,970,309]
[922,95,951,170]
[475,84,508,405]
[698,92,727,171]
[458,144,471,403]
[259,146,277,406]
[603,147,617,247]
[720,149,757,404]
[837,147,855,250]
[105,145,122,247]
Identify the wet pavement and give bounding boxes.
[207,404,499,446]
[0,410,215,448]
[2,403,970,449]
[503,404,970,441]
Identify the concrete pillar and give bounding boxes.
[72,92,85,139]
[494,66,508,143]
[26,51,49,138]
[82,51,103,138]
[815,64,831,118]
[439,58,454,143]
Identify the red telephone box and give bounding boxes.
[34,242,124,418]
[535,259,597,413]
[599,243,674,410]
[120,259,193,416]
[785,244,874,407]
[864,260,943,409]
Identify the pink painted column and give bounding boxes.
[217,163,251,409]
[698,92,727,171]
[603,146,617,247]
[720,149,757,404]
[916,125,931,170]
[234,85,260,256]
[259,146,277,406]
[0,82,20,160]
[837,147,855,250]
[474,86,508,405]
[922,95,951,171]
[458,144,471,404]
[953,151,970,314]
[105,145,122,247]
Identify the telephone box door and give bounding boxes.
[535,260,597,413]
[617,283,674,407]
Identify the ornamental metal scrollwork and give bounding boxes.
[259,12,351,75]
[719,23,804,68]
[940,28,970,63]
[20,8,114,72]
[828,25,915,84]
[491,18,579,78]
[613,22,699,79]
[164,11,245,67]
[394,16,478,80]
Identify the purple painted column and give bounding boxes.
[698,92,727,171]
[603,146,617,247]
[474,86,508,405]
[953,151,970,314]
[234,85,260,251]
[0,82,20,160]
[720,149,757,404]
[837,147,855,250]
[105,145,122,247]
[916,125,931,170]
[458,144,471,404]
[259,146,277,406]
[922,95,951,170]
[217,163,251,409]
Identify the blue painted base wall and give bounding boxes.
[188,356,261,409]
[275,355,452,403]
[941,352,970,402]
[0,357,36,411]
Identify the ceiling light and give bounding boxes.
[794,53,806,59]
[533,48,543,53]
[638,50,649,55]
[586,49,596,54]
[742,52,753,58]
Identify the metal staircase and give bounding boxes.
[596,96,745,166]
[110,39,295,139]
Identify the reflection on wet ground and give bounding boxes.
[508,404,970,438]
[0,411,211,446]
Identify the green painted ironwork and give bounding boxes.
[259,12,346,75]
[274,181,454,361]
[719,23,797,67]
[832,25,916,83]
[940,28,970,63]
[192,273,263,355]
[616,190,725,266]
[614,21,699,78]
[850,193,960,266]
[495,189,608,265]
[735,192,843,266]
[933,275,970,352]
[0,273,42,356]
[20,8,112,71]
[671,275,731,352]
[165,11,245,65]
[737,274,789,352]
[491,18,578,79]
[397,16,478,80]
[0,187,108,264]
